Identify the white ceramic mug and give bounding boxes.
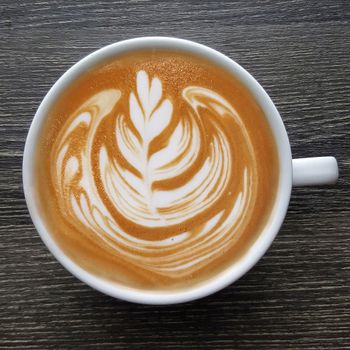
[23,37,338,305]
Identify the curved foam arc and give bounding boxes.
[51,70,257,277]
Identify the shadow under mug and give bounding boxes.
[22,37,339,305]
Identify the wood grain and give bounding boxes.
[0,0,349,349]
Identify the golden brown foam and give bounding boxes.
[35,50,279,291]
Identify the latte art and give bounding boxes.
[52,70,256,277]
[36,51,278,290]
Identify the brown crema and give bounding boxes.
[35,50,279,291]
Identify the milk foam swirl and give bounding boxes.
[52,70,257,277]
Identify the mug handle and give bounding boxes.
[292,157,339,186]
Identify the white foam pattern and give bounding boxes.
[51,70,257,277]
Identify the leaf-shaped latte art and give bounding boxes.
[117,70,173,217]
[52,70,257,277]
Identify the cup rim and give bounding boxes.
[23,36,292,305]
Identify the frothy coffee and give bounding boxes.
[35,50,279,290]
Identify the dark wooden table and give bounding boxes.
[1,1,349,348]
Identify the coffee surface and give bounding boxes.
[35,50,279,290]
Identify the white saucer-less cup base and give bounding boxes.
[22,37,338,305]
